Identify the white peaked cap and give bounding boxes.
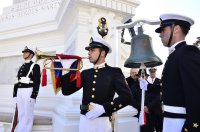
[85,35,112,53]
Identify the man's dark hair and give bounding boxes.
[179,25,189,35]
[98,48,108,57]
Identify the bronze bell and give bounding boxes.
[124,26,163,68]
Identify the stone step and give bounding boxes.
[0,123,53,132]
[0,112,52,125]
[0,112,52,132]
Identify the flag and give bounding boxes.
[41,68,47,86]
[56,54,82,88]
[50,61,63,94]
[139,111,146,126]
[50,54,82,94]
[59,59,81,87]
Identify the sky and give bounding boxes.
[0,0,199,75]
[124,0,200,75]
[134,0,200,45]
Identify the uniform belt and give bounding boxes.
[163,105,186,114]
[80,104,94,111]
[18,80,33,83]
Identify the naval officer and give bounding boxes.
[155,13,200,132]
[147,67,163,132]
[61,35,132,132]
[13,46,41,132]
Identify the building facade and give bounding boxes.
[0,0,140,131]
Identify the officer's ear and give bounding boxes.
[174,25,181,34]
[100,50,106,57]
[30,53,34,58]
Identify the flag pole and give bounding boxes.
[11,104,18,132]
[139,63,146,125]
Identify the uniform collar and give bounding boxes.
[168,40,185,54]
[94,62,106,69]
[147,76,155,84]
[24,59,32,63]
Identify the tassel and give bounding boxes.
[42,68,47,86]
[144,112,146,125]
[76,71,81,88]
[70,74,76,82]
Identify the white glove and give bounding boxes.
[139,78,148,91]
[13,97,17,104]
[86,102,105,120]
[30,98,36,103]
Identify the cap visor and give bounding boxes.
[22,49,34,55]
[85,46,90,50]
[22,49,28,53]
[155,27,162,33]
[85,45,102,50]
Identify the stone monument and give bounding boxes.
[0,0,140,131]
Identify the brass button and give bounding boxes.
[19,84,21,86]
[193,123,199,128]
[114,108,116,111]
[111,102,114,105]
[95,70,98,72]
[92,88,95,91]
[91,95,95,98]
[184,128,188,132]
[93,81,96,84]
[119,104,122,108]
[94,75,97,78]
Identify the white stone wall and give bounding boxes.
[0,0,140,131]
[13,0,28,4]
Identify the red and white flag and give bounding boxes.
[139,111,146,125]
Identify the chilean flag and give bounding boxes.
[56,54,82,88]
[41,54,82,94]
[139,111,147,125]
[50,61,63,94]
[51,59,81,94]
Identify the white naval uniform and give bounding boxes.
[163,117,185,132]
[162,105,186,132]
[162,42,186,132]
[13,54,40,132]
[16,87,35,132]
[147,76,155,84]
[79,115,112,132]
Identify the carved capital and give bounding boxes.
[79,0,140,15]
[0,0,62,22]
